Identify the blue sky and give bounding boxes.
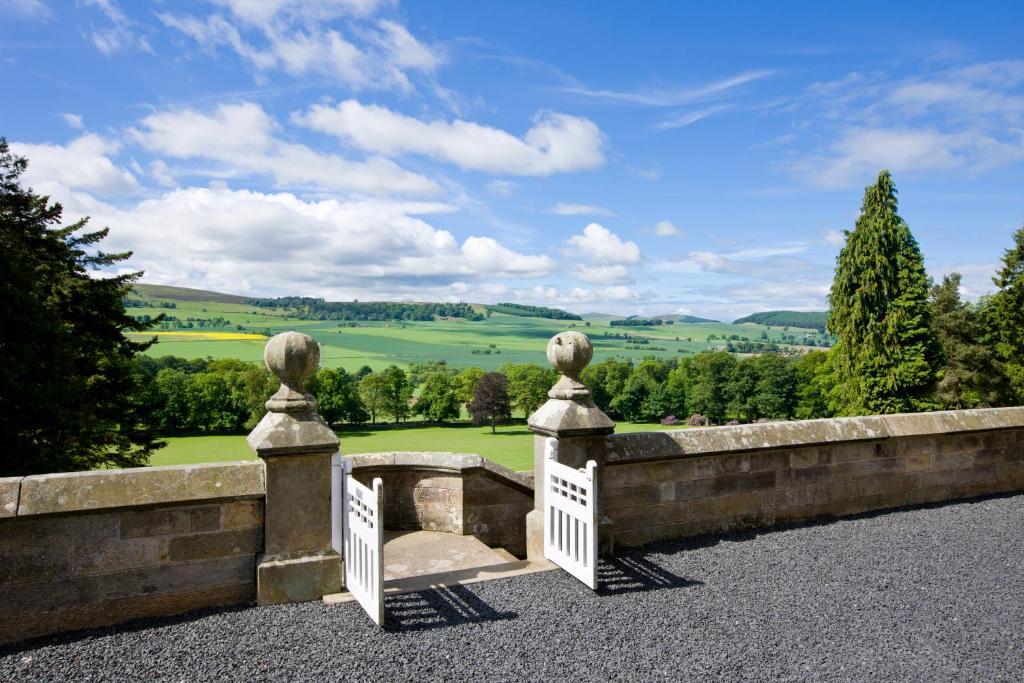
[2,0,1023,320]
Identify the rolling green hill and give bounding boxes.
[125,284,829,371]
[733,310,828,331]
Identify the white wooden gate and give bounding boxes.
[332,455,384,626]
[543,438,599,590]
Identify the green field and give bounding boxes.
[150,421,684,472]
[128,285,828,372]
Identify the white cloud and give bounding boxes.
[3,0,50,19]
[573,264,632,285]
[11,134,138,196]
[159,3,439,92]
[130,102,439,195]
[566,223,641,264]
[295,100,606,175]
[793,127,1024,189]
[64,186,554,296]
[83,0,151,55]
[211,0,386,26]
[60,113,84,129]
[822,229,845,246]
[653,220,681,236]
[548,202,613,216]
[787,61,1024,187]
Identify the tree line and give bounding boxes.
[245,297,484,321]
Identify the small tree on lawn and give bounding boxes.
[358,373,386,424]
[416,372,460,424]
[468,372,512,434]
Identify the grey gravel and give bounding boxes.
[3,494,1023,682]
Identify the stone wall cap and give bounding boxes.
[528,397,615,437]
[0,477,22,518]
[17,461,265,516]
[606,407,1024,463]
[346,451,533,491]
[247,411,339,457]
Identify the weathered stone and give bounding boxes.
[221,500,264,530]
[256,551,340,605]
[0,477,20,518]
[247,410,337,457]
[119,505,221,539]
[262,452,332,556]
[17,462,264,516]
[168,528,263,562]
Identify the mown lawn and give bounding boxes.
[149,421,684,472]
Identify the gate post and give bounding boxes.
[247,331,342,605]
[526,331,615,561]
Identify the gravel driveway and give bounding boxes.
[3,494,1023,682]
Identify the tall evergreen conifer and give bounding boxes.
[826,170,941,414]
[983,225,1024,401]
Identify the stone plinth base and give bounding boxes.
[257,551,341,605]
[525,509,545,561]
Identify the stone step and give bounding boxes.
[323,530,555,604]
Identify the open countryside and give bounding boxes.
[128,284,830,469]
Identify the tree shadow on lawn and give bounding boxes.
[383,584,517,631]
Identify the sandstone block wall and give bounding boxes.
[0,461,265,645]
[602,408,1024,547]
[348,452,534,557]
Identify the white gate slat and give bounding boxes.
[339,458,384,626]
[543,438,599,590]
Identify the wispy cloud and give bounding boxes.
[782,60,1024,188]
[655,106,730,130]
[564,69,776,107]
[548,202,613,216]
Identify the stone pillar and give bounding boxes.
[525,331,615,560]
[247,331,341,605]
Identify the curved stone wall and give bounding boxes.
[347,452,533,557]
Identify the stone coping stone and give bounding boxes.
[0,477,22,518]
[607,407,1024,463]
[17,461,265,517]
[346,452,533,491]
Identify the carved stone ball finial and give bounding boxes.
[546,330,594,399]
[263,331,320,413]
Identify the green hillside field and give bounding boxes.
[127,285,829,372]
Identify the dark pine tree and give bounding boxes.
[930,273,1000,409]
[982,225,1024,403]
[826,170,942,415]
[0,138,163,476]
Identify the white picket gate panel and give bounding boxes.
[333,455,384,626]
[543,438,599,590]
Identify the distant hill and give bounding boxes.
[248,297,484,321]
[733,310,827,331]
[133,283,249,304]
[609,314,719,327]
[487,303,582,320]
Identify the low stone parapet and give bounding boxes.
[602,407,1024,547]
[0,461,265,645]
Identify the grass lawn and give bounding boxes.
[149,420,684,472]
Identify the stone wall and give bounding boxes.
[601,407,1024,547]
[0,461,264,645]
[348,452,534,557]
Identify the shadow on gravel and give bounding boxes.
[596,555,702,595]
[0,603,257,656]
[383,585,517,631]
